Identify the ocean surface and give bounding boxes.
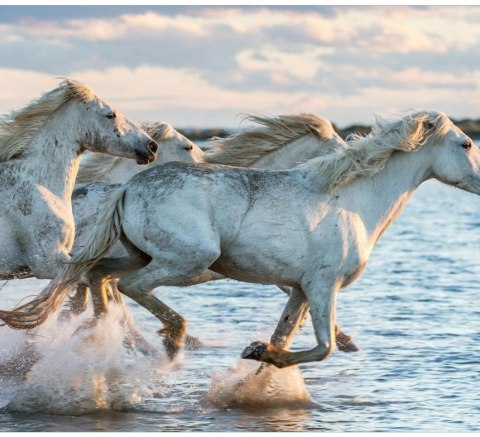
[0,178,479,432]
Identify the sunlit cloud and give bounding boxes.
[0,5,479,127]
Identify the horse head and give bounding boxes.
[65,79,158,165]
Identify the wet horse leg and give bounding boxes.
[95,277,202,351]
[276,285,358,352]
[175,276,357,352]
[242,279,338,368]
[99,278,158,357]
[116,244,220,360]
[270,287,310,349]
[61,283,90,319]
[250,287,310,375]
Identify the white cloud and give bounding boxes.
[236,47,332,82]
[1,64,478,130]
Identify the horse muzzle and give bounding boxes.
[134,141,158,165]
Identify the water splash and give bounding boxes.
[205,359,311,408]
[6,305,168,415]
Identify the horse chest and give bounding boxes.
[339,260,368,289]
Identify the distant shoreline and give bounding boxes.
[178,118,480,142]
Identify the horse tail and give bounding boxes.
[0,184,127,330]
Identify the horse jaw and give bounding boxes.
[456,174,480,195]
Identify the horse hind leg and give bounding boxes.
[60,284,90,320]
[117,246,220,360]
[119,269,193,360]
[69,256,145,336]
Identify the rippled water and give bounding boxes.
[0,179,479,431]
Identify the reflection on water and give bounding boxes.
[0,180,479,431]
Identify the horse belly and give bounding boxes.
[211,241,305,286]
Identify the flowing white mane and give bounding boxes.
[301,110,453,190]
[76,121,175,183]
[204,113,337,167]
[0,79,96,162]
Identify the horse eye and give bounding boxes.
[184,144,193,151]
[106,112,116,119]
[462,140,472,151]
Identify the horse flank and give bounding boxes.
[0,79,96,162]
[204,113,337,167]
[76,121,176,184]
[299,110,453,190]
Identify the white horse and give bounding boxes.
[66,114,357,353]
[3,110,478,369]
[0,79,156,289]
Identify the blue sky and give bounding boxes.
[1,5,479,128]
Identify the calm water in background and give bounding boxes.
[0,179,479,431]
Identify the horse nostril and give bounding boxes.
[148,141,158,154]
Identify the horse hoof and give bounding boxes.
[158,328,185,360]
[162,337,181,360]
[336,334,359,353]
[241,341,268,361]
[184,334,203,350]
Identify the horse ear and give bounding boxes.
[152,122,173,141]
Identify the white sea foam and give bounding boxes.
[205,359,311,407]
[5,305,168,415]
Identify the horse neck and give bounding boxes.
[250,133,340,170]
[336,144,434,245]
[21,101,85,200]
[100,158,148,184]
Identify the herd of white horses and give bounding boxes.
[0,78,479,371]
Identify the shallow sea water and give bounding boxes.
[0,179,479,431]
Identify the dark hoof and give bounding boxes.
[162,336,181,360]
[184,334,203,350]
[336,333,359,353]
[241,341,268,361]
[158,328,184,360]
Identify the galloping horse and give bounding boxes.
[65,114,358,353]
[3,110,478,369]
[0,79,156,287]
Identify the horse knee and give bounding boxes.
[315,341,335,361]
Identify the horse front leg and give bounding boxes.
[242,279,338,368]
[270,287,310,349]
[277,285,358,352]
